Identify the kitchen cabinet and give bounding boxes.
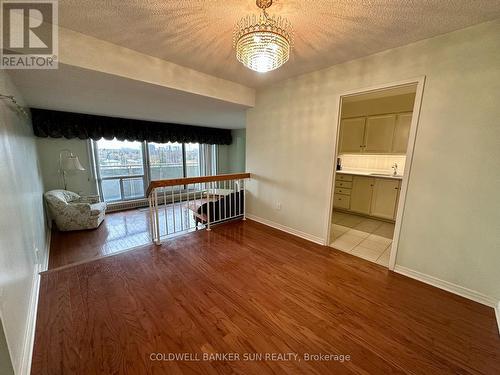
[349,176,374,215]
[333,173,401,221]
[333,176,352,209]
[370,178,400,219]
[338,112,411,155]
[339,117,365,153]
[392,112,412,153]
[364,115,396,153]
[333,194,350,210]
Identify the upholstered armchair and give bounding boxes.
[44,190,107,231]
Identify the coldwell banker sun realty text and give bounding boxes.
[150,352,351,363]
[1,0,58,69]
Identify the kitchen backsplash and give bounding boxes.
[339,154,406,174]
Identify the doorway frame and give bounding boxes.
[325,76,426,270]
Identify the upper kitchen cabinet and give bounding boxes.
[338,112,412,155]
[364,114,396,153]
[392,112,413,153]
[339,117,366,153]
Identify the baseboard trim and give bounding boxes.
[394,265,496,307]
[246,214,325,245]
[18,266,41,375]
[394,266,500,335]
[18,226,51,374]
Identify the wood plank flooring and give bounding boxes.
[48,208,153,269]
[49,206,201,270]
[33,219,500,374]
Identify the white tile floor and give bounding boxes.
[330,211,395,267]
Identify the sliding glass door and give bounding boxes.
[95,139,146,202]
[94,139,216,202]
[185,143,201,177]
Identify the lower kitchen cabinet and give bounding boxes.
[333,174,401,221]
[333,194,350,210]
[370,178,400,219]
[349,176,374,215]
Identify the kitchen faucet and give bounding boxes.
[392,163,398,176]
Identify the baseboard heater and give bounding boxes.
[106,199,149,212]
[106,191,205,213]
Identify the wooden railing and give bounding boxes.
[147,173,251,244]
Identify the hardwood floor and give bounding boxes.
[49,207,196,269]
[48,208,152,269]
[34,219,500,374]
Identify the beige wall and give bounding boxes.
[36,137,97,195]
[246,20,500,301]
[0,72,48,374]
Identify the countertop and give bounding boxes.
[336,170,404,180]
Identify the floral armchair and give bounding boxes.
[44,190,107,231]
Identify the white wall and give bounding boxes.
[36,137,97,195]
[0,72,48,374]
[246,20,500,302]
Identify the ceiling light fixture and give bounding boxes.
[234,0,292,73]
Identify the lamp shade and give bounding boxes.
[61,154,85,171]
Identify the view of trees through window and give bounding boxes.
[96,138,205,202]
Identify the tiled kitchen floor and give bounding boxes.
[330,211,395,267]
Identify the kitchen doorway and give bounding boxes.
[326,78,425,269]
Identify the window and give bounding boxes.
[94,139,216,202]
[95,139,146,202]
[148,142,184,180]
[185,143,201,177]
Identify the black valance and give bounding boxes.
[31,108,232,145]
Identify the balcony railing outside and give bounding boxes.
[99,162,201,202]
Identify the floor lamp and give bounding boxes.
[59,150,85,190]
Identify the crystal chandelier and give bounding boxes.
[234,0,292,73]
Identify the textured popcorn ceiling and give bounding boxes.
[57,1,500,87]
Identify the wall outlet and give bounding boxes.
[275,202,282,210]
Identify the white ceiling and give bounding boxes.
[56,0,500,87]
[9,64,248,129]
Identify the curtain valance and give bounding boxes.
[31,108,232,145]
